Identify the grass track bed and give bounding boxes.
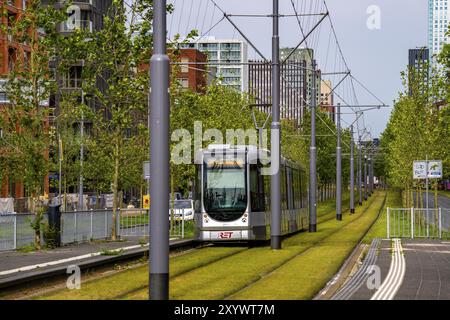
[35,192,379,300]
[230,193,386,300]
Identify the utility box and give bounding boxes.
[47,205,62,247]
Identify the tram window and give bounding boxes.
[281,166,287,210]
[292,168,297,209]
[264,173,271,211]
[194,166,202,212]
[203,157,247,221]
[250,164,265,212]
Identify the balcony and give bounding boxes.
[59,20,93,33]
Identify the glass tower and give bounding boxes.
[429,0,450,56]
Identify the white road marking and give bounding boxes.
[371,239,406,300]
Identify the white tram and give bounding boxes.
[194,144,309,241]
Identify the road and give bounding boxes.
[332,239,450,300]
[413,192,450,209]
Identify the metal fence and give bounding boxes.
[118,208,191,240]
[387,207,450,239]
[61,210,114,244]
[0,208,191,252]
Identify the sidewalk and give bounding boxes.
[0,238,193,289]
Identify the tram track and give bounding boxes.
[223,194,382,300]
[3,195,357,300]
[113,196,371,300]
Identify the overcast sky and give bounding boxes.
[167,0,428,138]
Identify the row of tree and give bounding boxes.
[0,1,352,247]
[379,45,450,207]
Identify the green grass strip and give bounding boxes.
[34,191,359,300]
[123,194,380,300]
[229,192,386,300]
[34,246,246,300]
[362,189,402,243]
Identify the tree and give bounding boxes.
[62,0,155,239]
[0,0,65,249]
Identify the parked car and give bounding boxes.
[168,200,194,221]
[169,192,183,200]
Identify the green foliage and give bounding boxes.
[381,51,449,192]
[0,0,66,198]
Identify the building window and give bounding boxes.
[8,48,17,72]
[0,79,8,103]
[180,57,189,73]
[62,66,82,88]
[180,78,189,89]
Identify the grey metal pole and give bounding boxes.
[149,0,170,300]
[78,91,84,211]
[358,137,362,205]
[350,125,355,214]
[368,156,371,195]
[271,0,282,249]
[58,134,62,206]
[78,60,85,211]
[426,155,429,238]
[364,151,368,201]
[309,59,317,232]
[370,156,374,194]
[336,103,342,221]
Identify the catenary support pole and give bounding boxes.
[149,0,170,300]
[271,0,282,249]
[426,155,429,238]
[309,59,318,232]
[350,125,355,214]
[370,156,374,194]
[358,136,362,205]
[336,103,342,220]
[58,134,62,206]
[78,89,84,210]
[364,151,368,201]
[368,156,371,195]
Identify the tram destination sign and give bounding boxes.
[413,160,443,179]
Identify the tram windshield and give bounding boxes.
[204,156,247,221]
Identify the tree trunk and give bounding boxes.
[112,137,120,241]
[170,168,175,234]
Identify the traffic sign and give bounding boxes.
[413,160,443,179]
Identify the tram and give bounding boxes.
[193,144,308,241]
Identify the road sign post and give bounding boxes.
[413,158,443,239]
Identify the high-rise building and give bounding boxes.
[428,0,450,57]
[175,49,208,93]
[180,37,248,92]
[280,47,320,107]
[248,59,307,126]
[320,80,335,122]
[408,48,430,95]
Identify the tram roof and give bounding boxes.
[196,144,304,170]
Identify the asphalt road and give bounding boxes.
[395,240,450,300]
[413,192,450,209]
[336,239,450,300]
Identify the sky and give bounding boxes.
[166,0,429,138]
